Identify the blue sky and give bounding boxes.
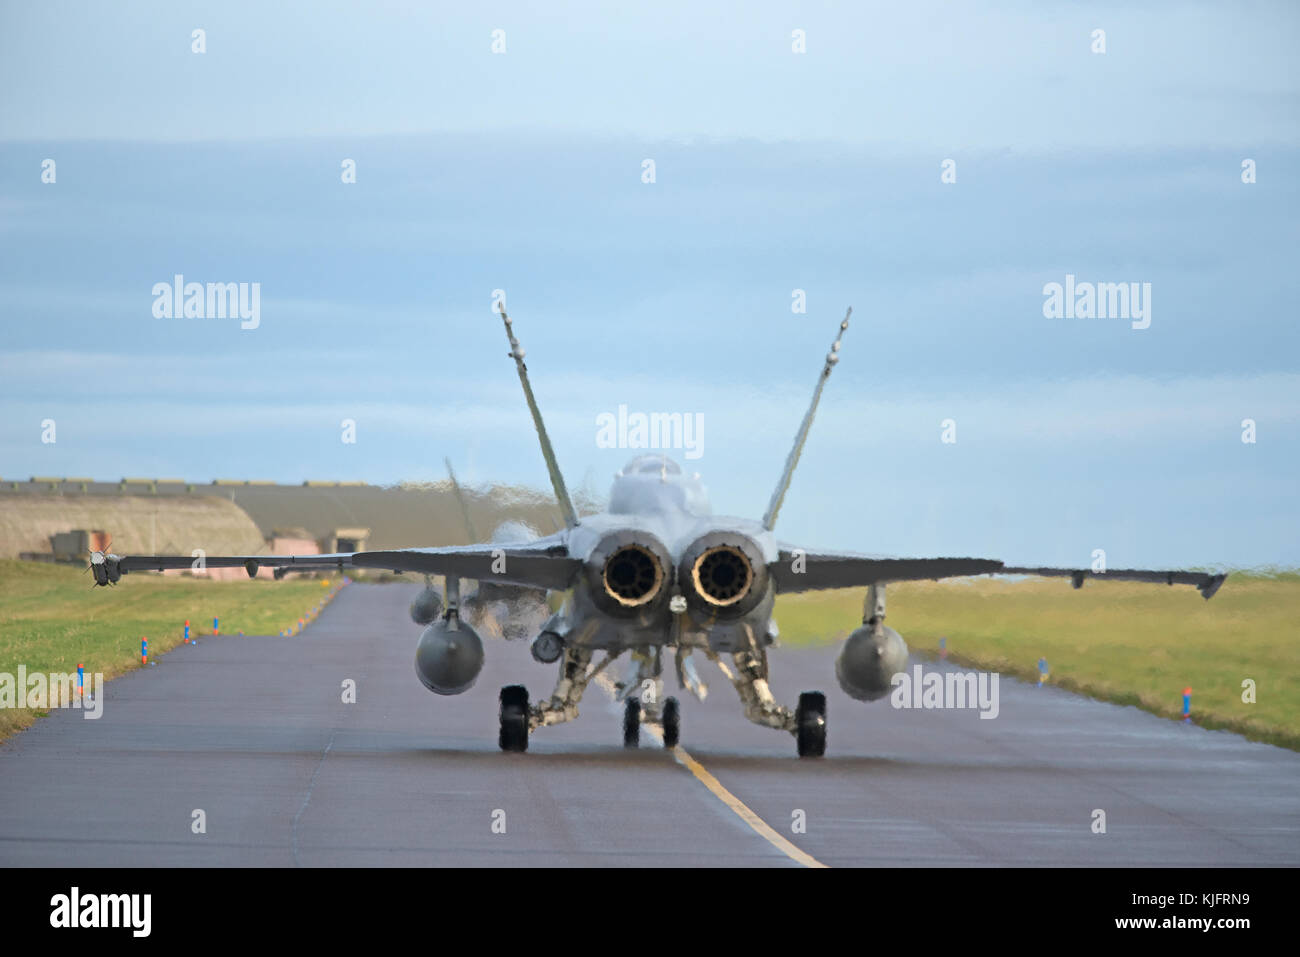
[1,1,1297,569]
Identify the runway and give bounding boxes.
[2,582,1297,867]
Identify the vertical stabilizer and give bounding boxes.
[761,307,852,531]
[497,305,580,528]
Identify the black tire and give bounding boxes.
[795,691,826,758]
[623,698,641,748]
[499,685,529,752]
[661,696,680,748]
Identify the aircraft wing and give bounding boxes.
[352,543,579,590]
[1002,566,1227,599]
[111,552,354,576]
[769,548,1225,599]
[99,538,581,591]
[770,550,1004,592]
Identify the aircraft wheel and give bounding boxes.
[623,698,641,748]
[499,685,529,752]
[662,697,680,748]
[795,691,826,758]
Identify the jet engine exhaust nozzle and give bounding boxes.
[692,545,753,607]
[586,531,672,617]
[602,544,663,607]
[678,532,769,618]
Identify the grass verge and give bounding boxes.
[0,559,341,740]
[773,572,1300,751]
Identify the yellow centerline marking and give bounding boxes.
[592,673,828,869]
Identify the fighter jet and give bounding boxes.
[89,306,1226,756]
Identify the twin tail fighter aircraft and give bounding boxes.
[90,307,1225,756]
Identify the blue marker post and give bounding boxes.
[77,663,84,700]
[938,637,947,660]
[213,616,219,637]
[1037,658,1049,687]
[184,619,190,644]
[141,638,148,666]
[1183,687,1192,723]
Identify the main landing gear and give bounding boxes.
[500,643,823,757]
[710,647,828,758]
[795,691,826,758]
[499,685,529,752]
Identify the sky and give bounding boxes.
[1,1,1297,569]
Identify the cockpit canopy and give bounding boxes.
[625,455,682,476]
[609,456,710,515]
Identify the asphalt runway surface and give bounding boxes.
[2,582,1297,867]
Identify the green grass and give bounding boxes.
[774,571,1300,750]
[0,559,342,739]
